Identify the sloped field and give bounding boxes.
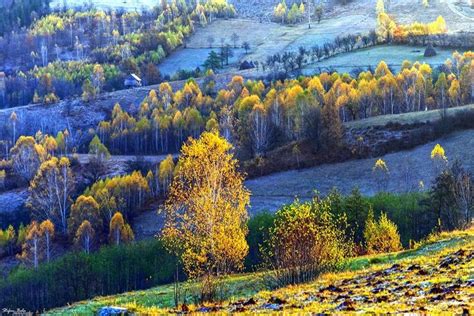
[47,229,474,314]
[198,230,474,314]
[302,45,461,75]
[247,128,474,213]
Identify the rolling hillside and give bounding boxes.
[245,104,474,213]
[47,228,474,314]
[247,127,474,214]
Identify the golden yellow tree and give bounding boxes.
[274,1,287,23]
[28,157,74,234]
[376,0,385,15]
[40,219,55,262]
[4,225,16,256]
[162,131,250,301]
[74,220,94,254]
[19,221,43,269]
[10,136,46,181]
[109,212,134,245]
[372,158,390,192]
[448,78,461,107]
[68,195,102,239]
[364,209,402,254]
[377,13,396,42]
[321,90,344,148]
[431,143,448,174]
[158,155,175,195]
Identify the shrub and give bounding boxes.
[245,211,275,270]
[264,197,353,286]
[368,192,434,246]
[364,209,402,254]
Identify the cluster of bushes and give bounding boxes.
[244,190,432,272]
[263,197,353,286]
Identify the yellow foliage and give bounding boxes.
[162,132,250,282]
[364,209,402,254]
[431,143,447,161]
[372,158,389,174]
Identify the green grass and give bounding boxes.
[47,229,474,314]
[46,272,268,315]
[346,232,473,271]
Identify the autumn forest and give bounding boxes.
[0,0,473,314]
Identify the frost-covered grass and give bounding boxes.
[346,104,474,129]
[47,229,474,314]
[246,126,474,213]
[302,44,462,75]
[50,0,157,11]
[159,48,246,76]
[246,232,474,314]
[184,17,374,62]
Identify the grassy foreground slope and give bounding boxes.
[48,228,474,314]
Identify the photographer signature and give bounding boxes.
[1,309,33,316]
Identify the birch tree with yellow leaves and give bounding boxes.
[162,131,250,302]
[28,157,74,234]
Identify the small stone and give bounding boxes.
[324,285,343,293]
[262,303,282,311]
[336,299,356,311]
[429,285,444,294]
[269,296,287,304]
[376,295,389,302]
[98,307,128,316]
[243,297,256,305]
[418,269,429,276]
[407,264,420,271]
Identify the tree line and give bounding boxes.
[93,51,473,160]
[0,129,182,267]
[0,0,51,35]
[0,239,176,311]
